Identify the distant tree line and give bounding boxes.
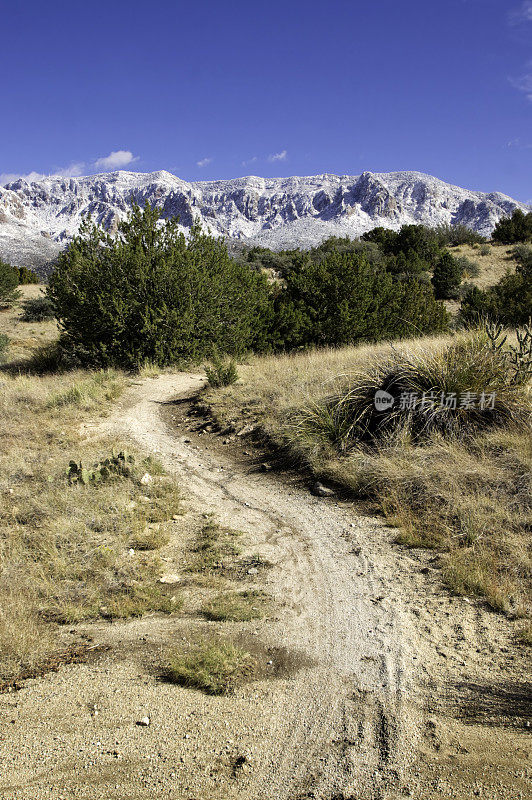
[42,204,531,368]
[492,208,532,245]
[0,258,40,308]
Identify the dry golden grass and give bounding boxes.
[0,366,182,683]
[0,285,58,364]
[453,242,517,290]
[207,334,531,621]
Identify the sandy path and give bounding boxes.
[100,373,420,798]
[1,374,529,800]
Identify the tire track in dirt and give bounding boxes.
[88,373,421,799]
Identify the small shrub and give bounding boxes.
[460,258,532,326]
[454,255,480,279]
[431,251,463,299]
[205,356,239,387]
[129,524,170,551]
[17,266,40,285]
[435,224,487,247]
[165,639,256,694]
[20,295,55,322]
[512,243,532,271]
[479,244,491,256]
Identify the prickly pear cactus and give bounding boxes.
[67,451,135,485]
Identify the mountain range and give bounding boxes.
[0,169,527,271]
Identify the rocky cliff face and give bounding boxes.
[0,169,525,271]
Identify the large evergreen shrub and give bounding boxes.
[432,251,464,299]
[48,205,272,368]
[492,208,532,244]
[271,251,448,350]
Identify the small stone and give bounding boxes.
[310,481,335,497]
[128,548,135,557]
[260,463,272,472]
[236,424,256,437]
[136,716,150,727]
[247,567,259,575]
[140,473,152,485]
[172,514,180,520]
[159,573,180,584]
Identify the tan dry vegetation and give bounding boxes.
[453,242,518,290]
[0,367,182,684]
[206,334,532,623]
[0,284,58,363]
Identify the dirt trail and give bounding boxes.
[1,374,530,800]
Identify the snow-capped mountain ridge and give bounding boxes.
[0,169,526,270]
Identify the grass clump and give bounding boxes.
[20,295,55,322]
[202,590,270,621]
[294,329,530,452]
[165,639,256,694]
[48,369,124,409]
[205,354,239,387]
[128,523,170,551]
[190,520,242,572]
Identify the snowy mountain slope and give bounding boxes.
[0,169,526,270]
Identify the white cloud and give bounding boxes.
[0,170,44,185]
[510,70,532,101]
[0,150,141,187]
[507,137,532,148]
[268,150,288,163]
[94,150,138,170]
[55,161,85,178]
[510,0,532,22]
[241,156,258,167]
[0,161,86,186]
[196,157,212,168]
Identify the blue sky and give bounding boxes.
[1,0,531,202]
